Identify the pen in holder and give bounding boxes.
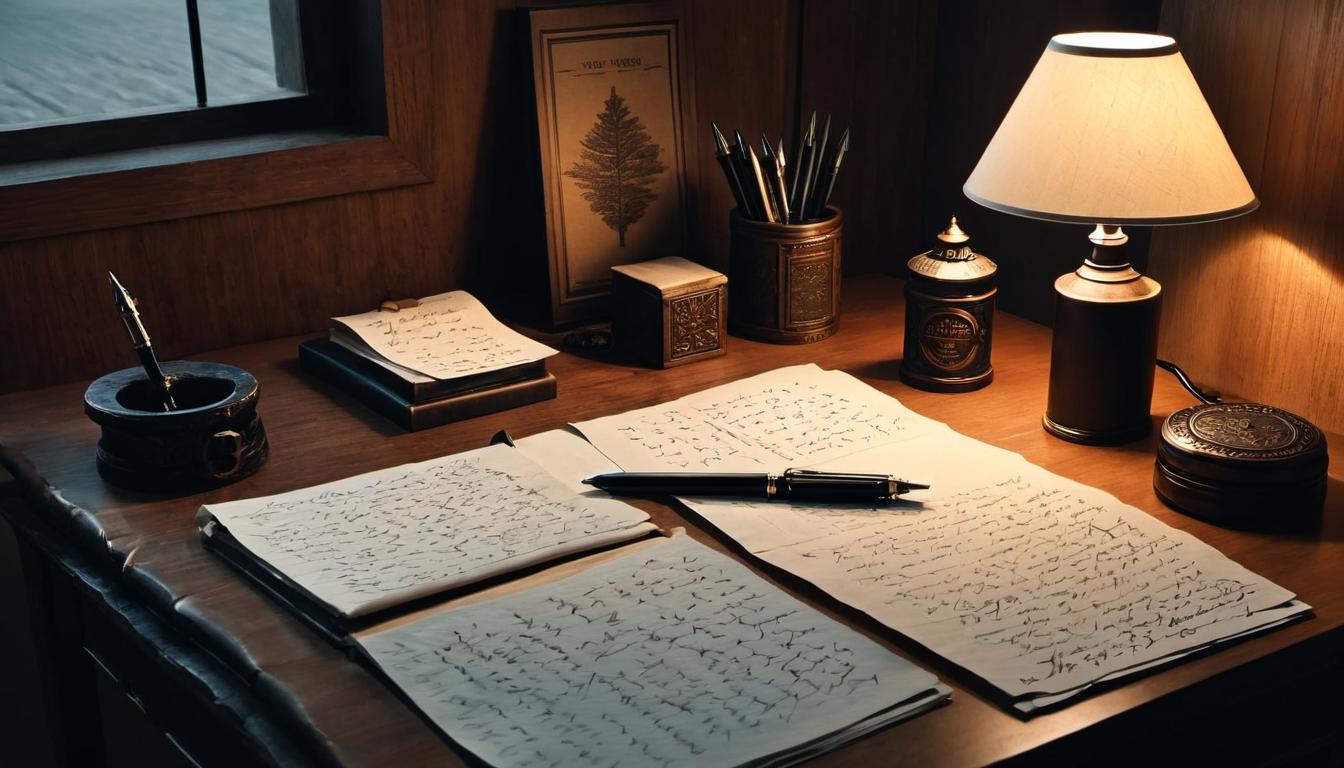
[728,206,843,344]
[84,361,269,490]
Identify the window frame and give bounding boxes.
[0,0,433,243]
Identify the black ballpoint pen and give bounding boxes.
[711,122,752,218]
[810,127,849,219]
[807,114,832,215]
[792,118,818,220]
[788,111,815,213]
[583,469,930,503]
[732,129,764,220]
[109,272,177,411]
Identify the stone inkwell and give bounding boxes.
[1154,361,1328,527]
[85,274,268,491]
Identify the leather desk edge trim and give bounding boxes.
[0,441,331,767]
[1,442,112,562]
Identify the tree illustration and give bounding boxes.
[565,86,667,247]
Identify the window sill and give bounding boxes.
[0,129,433,242]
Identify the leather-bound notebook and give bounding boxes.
[322,332,548,402]
[299,340,556,431]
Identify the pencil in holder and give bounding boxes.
[728,206,843,344]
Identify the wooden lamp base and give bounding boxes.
[1043,226,1162,446]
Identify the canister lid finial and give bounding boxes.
[937,216,970,244]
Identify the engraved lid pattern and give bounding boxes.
[1162,403,1322,461]
[907,218,997,282]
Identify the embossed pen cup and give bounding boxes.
[728,206,843,345]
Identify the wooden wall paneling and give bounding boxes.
[455,0,536,311]
[430,0,513,298]
[794,0,939,278]
[917,0,1161,325]
[0,0,800,392]
[0,0,1213,395]
[684,0,798,275]
[0,1,505,394]
[0,233,105,393]
[380,0,436,175]
[1150,0,1344,432]
[1158,0,1285,192]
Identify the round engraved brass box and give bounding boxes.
[728,206,842,344]
[84,361,269,491]
[1155,402,1328,526]
[900,218,997,392]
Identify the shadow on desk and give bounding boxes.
[274,356,406,439]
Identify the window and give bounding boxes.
[0,0,369,166]
[0,0,428,243]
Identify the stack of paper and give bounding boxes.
[571,365,1310,710]
[200,429,952,765]
[198,444,656,620]
[330,290,558,385]
[356,534,950,767]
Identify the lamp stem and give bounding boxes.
[1079,224,1141,282]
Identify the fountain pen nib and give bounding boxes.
[108,271,135,313]
[710,121,730,156]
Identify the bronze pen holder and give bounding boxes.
[728,206,843,344]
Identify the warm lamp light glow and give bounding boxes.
[1051,31,1175,51]
[964,31,1257,226]
[963,30,1262,446]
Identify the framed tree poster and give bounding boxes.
[529,1,699,327]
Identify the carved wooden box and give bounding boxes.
[611,257,727,368]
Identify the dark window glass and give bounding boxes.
[0,0,336,170]
[0,0,301,127]
[0,0,204,127]
[198,0,303,105]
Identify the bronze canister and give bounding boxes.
[728,206,842,344]
[1155,401,1328,527]
[900,217,997,392]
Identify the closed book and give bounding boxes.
[299,340,557,431]
[325,331,547,402]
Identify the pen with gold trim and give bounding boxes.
[583,469,929,502]
[109,272,177,411]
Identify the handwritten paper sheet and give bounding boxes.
[515,427,622,495]
[573,364,945,472]
[356,535,948,768]
[572,367,1310,707]
[198,445,655,618]
[332,291,557,380]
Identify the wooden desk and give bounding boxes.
[2,276,1341,767]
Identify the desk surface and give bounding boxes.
[2,275,1342,767]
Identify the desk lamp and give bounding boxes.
[964,32,1257,445]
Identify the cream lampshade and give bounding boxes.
[964,31,1257,445]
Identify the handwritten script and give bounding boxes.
[576,366,1308,704]
[199,445,653,618]
[358,536,942,768]
[575,365,939,472]
[332,291,557,379]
